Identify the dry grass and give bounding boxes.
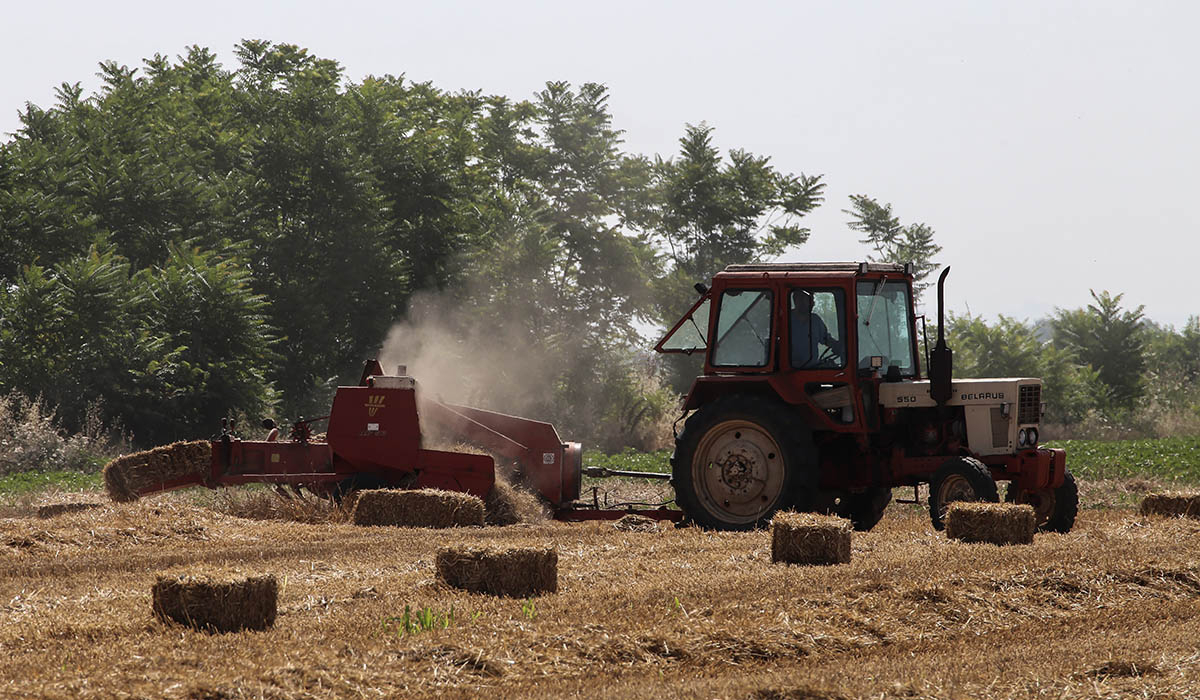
[35,501,103,518]
[206,488,352,524]
[484,475,549,526]
[2,486,1200,697]
[613,514,660,532]
[945,502,1036,545]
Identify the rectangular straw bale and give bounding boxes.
[152,573,277,632]
[945,502,1036,545]
[771,511,852,565]
[352,488,485,528]
[103,440,211,502]
[436,545,557,597]
[1140,493,1200,518]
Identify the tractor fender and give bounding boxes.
[681,375,836,431]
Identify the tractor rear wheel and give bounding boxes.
[672,395,811,530]
[1006,470,1078,533]
[928,457,999,531]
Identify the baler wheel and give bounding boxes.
[672,395,811,530]
[928,457,999,531]
[1005,470,1078,533]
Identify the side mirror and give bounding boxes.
[261,418,276,430]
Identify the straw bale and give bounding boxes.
[770,512,852,565]
[613,514,659,532]
[436,545,558,597]
[151,573,277,632]
[103,440,211,502]
[1140,493,1200,518]
[351,488,485,528]
[945,502,1036,545]
[36,502,102,519]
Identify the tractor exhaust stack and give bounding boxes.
[929,267,953,406]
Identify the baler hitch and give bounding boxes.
[582,466,672,480]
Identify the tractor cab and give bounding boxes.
[656,262,921,433]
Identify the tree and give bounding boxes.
[1053,290,1146,409]
[137,244,278,441]
[650,123,824,316]
[844,195,942,298]
[0,246,154,434]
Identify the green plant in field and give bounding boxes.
[0,470,104,497]
[1046,436,1200,483]
[583,449,672,475]
[521,599,538,621]
[383,605,458,637]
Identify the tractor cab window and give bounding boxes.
[712,289,773,367]
[789,289,847,369]
[657,297,710,354]
[856,280,916,376]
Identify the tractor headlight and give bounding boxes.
[1018,428,1028,447]
[1028,427,1038,446]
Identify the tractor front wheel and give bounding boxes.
[1006,470,1078,533]
[672,396,810,530]
[928,457,999,531]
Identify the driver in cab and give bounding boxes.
[791,290,844,369]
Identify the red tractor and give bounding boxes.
[655,262,1077,532]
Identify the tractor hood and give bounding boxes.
[878,378,1042,410]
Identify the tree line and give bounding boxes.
[950,295,1200,437]
[0,41,1187,452]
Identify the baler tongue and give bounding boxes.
[103,440,211,502]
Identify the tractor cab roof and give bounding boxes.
[715,262,914,281]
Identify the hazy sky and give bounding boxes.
[3,1,1196,326]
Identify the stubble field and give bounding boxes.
[2,482,1200,699]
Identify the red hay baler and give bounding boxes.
[116,360,680,523]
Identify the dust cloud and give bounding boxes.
[376,291,555,420]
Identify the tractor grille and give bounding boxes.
[1018,384,1041,424]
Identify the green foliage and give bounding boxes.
[0,243,274,444]
[1053,291,1146,409]
[583,448,671,475]
[138,245,278,441]
[844,195,942,297]
[521,598,538,621]
[0,247,155,432]
[0,469,103,496]
[1047,436,1200,483]
[382,605,458,636]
